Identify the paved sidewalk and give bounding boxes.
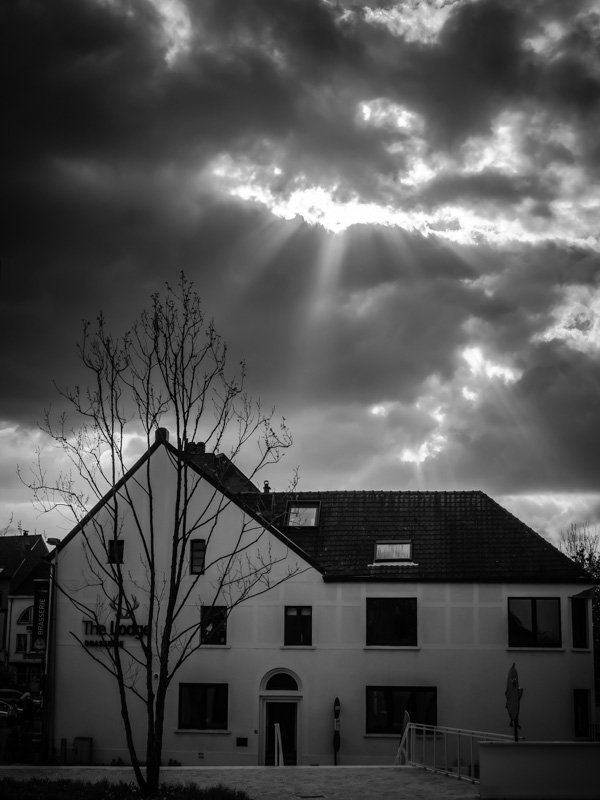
[0,765,480,799]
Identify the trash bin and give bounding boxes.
[73,737,93,764]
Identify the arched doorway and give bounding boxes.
[259,669,302,766]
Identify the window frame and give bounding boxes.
[284,605,313,646]
[374,540,412,562]
[366,685,437,734]
[507,597,562,648]
[285,502,321,527]
[178,682,228,731]
[366,597,418,647]
[15,633,29,653]
[200,605,228,646]
[107,539,124,565]
[16,605,34,625]
[571,597,589,649]
[190,539,206,575]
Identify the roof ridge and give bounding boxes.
[272,489,484,495]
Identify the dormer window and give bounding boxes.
[375,541,412,562]
[286,502,320,527]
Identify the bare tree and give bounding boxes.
[23,274,302,795]
[560,522,600,577]
[0,513,14,536]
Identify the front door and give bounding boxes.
[265,701,297,765]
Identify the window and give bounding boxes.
[374,541,412,562]
[178,683,228,730]
[17,605,34,625]
[107,539,124,564]
[286,503,320,527]
[366,598,417,646]
[571,597,589,649]
[200,605,227,645]
[573,689,591,738]
[508,597,561,648]
[366,686,437,734]
[265,672,298,691]
[284,606,312,646]
[16,633,29,653]
[190,539,206,575]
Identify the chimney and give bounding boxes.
[263,481,271,494]
[155,428,169,443]
[185,442,206,456]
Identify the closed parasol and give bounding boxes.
[505,662,523,742]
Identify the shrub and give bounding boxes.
[0,778,253,800]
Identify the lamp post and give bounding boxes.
[43,538,61,763]
[333,697,341,765]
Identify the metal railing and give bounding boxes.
[396,722,513,783]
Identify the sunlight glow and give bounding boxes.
[370,405,387,417]
[462,347,521,384]
[147,0,192,64]
[400,432,447,465]
[363,0,475,43]
[206,102,600,248]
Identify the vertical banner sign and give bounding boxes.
[32,588,49,652]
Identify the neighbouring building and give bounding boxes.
[48,431,596,766]
[0,533,50,691]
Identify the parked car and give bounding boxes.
[0,689,22,704]
[0,699,18,722]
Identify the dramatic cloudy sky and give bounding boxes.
[2,0,600,542]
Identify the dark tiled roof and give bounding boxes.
[0,535,48,580]
[11,558,51,596]
[246,490,591,584]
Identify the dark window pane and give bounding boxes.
[366,598,417,646]
[108,540,124,564]
[190,540,206,574]
[200,606,227,645]
[508,598,534,647]
[265,672,298,691]
[179,683,228,730]
[536,598,561,646]
[572,598,589,649]
[284,606,312,646]
[508,598,561,648]
[366,686,436,733]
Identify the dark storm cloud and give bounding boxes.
[427,341,600,495]
[395,0,530,145]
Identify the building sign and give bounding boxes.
[83,619,149,648]
[32,588,49,652]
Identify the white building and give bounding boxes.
[49,432,596,766]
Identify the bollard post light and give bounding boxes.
[333,696,341,765]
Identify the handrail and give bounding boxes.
[396,721,513,783]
